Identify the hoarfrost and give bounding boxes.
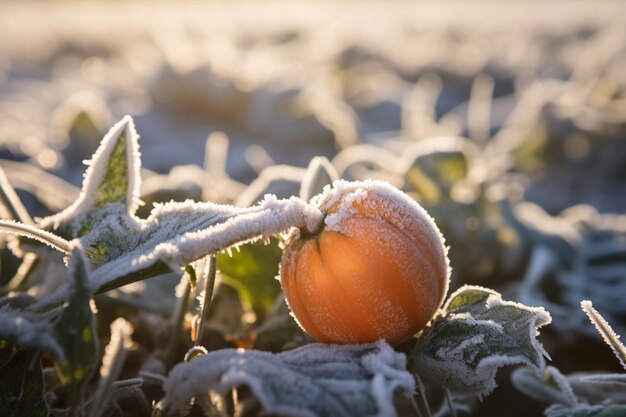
[160,340,414,417]
[581,300,626,371]
[412,285,551,396]
[0,306,64,359]
[38,115,142,234]
[24,117,323,310]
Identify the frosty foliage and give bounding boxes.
[545,403,626,417]
[511,366,578,407]
[580,374,626,385]
[412,285,551,396]
[26,116,322,308]
[0,306,64,359]
[160,340,414,417]
[514,205,626,339]
[53,246,98,407]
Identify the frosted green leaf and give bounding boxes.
[402,137,475,202]
[412,285,551,396]
[27,117,322,312]
[37,115,142,241]
[160,340,414,417]
[0,349,49,417]
[54,246,98,410]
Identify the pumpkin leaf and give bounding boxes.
[27,117,322,312]
[53,246,98,410]
[411,285,551,396]
[0,349,49,417]
[159,340,414,417]
[218,238,282,321]
[37,115,142,241]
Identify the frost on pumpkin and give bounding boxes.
[311,179,448,255]
[159,340,414,417]
[411,285,551,396]
[23,116,322,310]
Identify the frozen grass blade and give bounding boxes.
[579,374,626,385]
[0,220,71,254]
[90,318,135,417]
[0,164,34,224]
[299,156,339,202]
[581,300,626,371]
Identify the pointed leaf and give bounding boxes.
[54,247,98,409]
[37,115,142,240]
[411,285,551,396]
[160,340,414,417]
[0,349,49,417]
[28,119,322,312]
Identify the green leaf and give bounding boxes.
[218,238,282,320]
[29,118,322,313]
[159,340,414,417]
[411,285,551,396]
[38,115,142,242]
[404,137,474,203]
[54,247,98,410]
[0,349,49,417]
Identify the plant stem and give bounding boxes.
[0,220,71,253]
[195,254,217,345]
[412,374,432,417]
[165,273,192,366]
[0,164,34,225]
[444,389,458,417]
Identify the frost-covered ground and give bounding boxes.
[1,1,626,416]
[1,1,626,209]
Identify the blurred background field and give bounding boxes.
[1,1,626,415]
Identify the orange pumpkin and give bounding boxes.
[280,180,449,345]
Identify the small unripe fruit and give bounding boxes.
[280,180,450,345]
